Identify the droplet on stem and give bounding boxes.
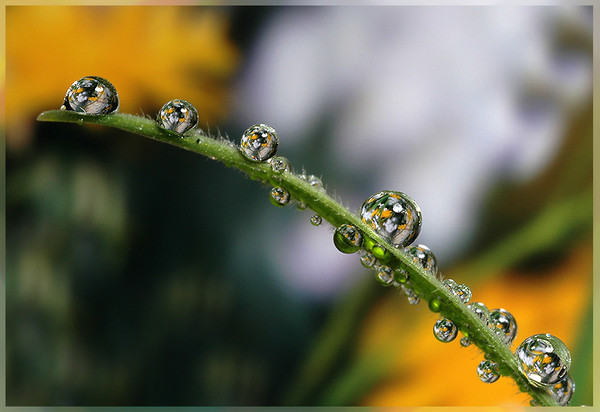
[433,318,458,343]
[477,360,500,383]
[61,76,119,114]
[240,124,279,162]
[487,308,518,346]
[310,214,322,226]
[270,187,290,207]
[404,244,438,277]
[515,333,571,387]
[157,99,199,135]
[333,224,363,254]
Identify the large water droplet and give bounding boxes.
[268,156,291,174]
[310,214,323,226]
[270,187,290,207]
[61,76,119,114]
[240,124,279,162]
[157,99,199,134]
[488,308,518,346]
[404,244,438,276]
[360,191,422,247]
[433,318,458,342]
[333,224,363,254]
[549,374,575,406]
[477,360,500,383]
[468,302,490,322]
[516,333,571,387]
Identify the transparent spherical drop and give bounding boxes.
[268,156,291,174]
[360,191,422,247]
[477,360,500,383]
[407,295,420,305]
[360,252,376,268]
[442,278,457,290]
[460,337,471,347]
[433,318,458,343]
[376,266,394,286]
[270,187,290,207]
[404,244,438,276]
[453,284,472,304]
[157,99,199,134]
[516,333,571,387]
[240,124,279,162]
[468,302,490,322]
[333,224,363,254]
[428,297,443,313]
[307,175,324,192]
[61,76,119,114]
[488,308,518,345]
[549,374,575,406]
[393,268,409,284]
[371,244,388,260]
[310,214,323,226]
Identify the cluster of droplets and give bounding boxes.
[61,77,575,405]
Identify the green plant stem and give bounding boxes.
[36,110,559,406]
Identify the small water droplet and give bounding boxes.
[307,175,325,192]
[428,296,443,313]
[460,337,471,347]
[477,360,500,383]
[371,244,388,260]
[549,374,575,406]
[452,284,472,304]
[270,187,290,207]
[393,268,409,284]
[157,99,199,135]
[268,156,291,174]
[407,295,420,305]
[529,399,538,407]
[61,76,119,114]
[468,302,490,322]
[360,252,376,268]
[442,278,457,290]
[333,224,363,254]
[310,214,322,226]
[404,244,438,277]
[360,191,422,247]
[240,124,278,162]
[516,334,571,387]
[433,318,458,342]
[488,308,518,346]
[376,266,394,286]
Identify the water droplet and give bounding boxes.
[268,156,291,174]
[307,175,324,192]
[270,187,290,207]
[529,399,538,407]
[452,284,472,304]
[433,318,458,342]
[516,333,571,387]
[376,266,394,286]
[371,244,388,260]
[460,337,471,347]
[393,268,409,284]
[468,302,490,322]
[487,308,518,346]
[360,191,422,247]
[240,124,279,162]
[549,374,575,406]
[360,252,376,268]
[407,295,420,305]
[428,296,443,313]
[333,224,363,254]
[310,214,322,226]
[157,99,199,135]
[477,360,500,383]
[442,278,457,290]
[61,76,119,114]
[404,244,438,277]
[296,201,307,211]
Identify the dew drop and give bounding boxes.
[516,333,571,387]
[487,308,518,346]
[393,268,409,284]
[404,244,438,277]
[529,399,538,407]
[371,244,388,260]
[468,302,490,322]
[460,337,471,347]
[433,318,458,343]
[157,99,199,135]
[61,76,119,114]
[270,187,290,207]
[477,360,500,383]
[240,124,279,162]
[360,191,422,247]
[307,175,325,192]
[310,214,322,226]
[452,284,472,304]
[360,252,376,268]
[428,296,443,313]
[549,374,575,406]
[442,278,457,290]
[333,224,363,254]
[268,156,291,174]
[296,201,307,211]
[376,266,394,286]
[407,295,420,305]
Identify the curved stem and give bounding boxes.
[37,109,559,406]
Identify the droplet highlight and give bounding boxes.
[477,360,500,383]
[433,318,458,342]
[360,191,422,247]
[240,124,279,162]
[61,76,119,114]
[333,224,363,254]
[157,99,199,134]
[516,333,571,387]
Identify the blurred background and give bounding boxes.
[5,5,593,406]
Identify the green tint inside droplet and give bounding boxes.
[428,297,443,313]
[333,224,363,254]
[362,237,376,251]
[371,244,388,259]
